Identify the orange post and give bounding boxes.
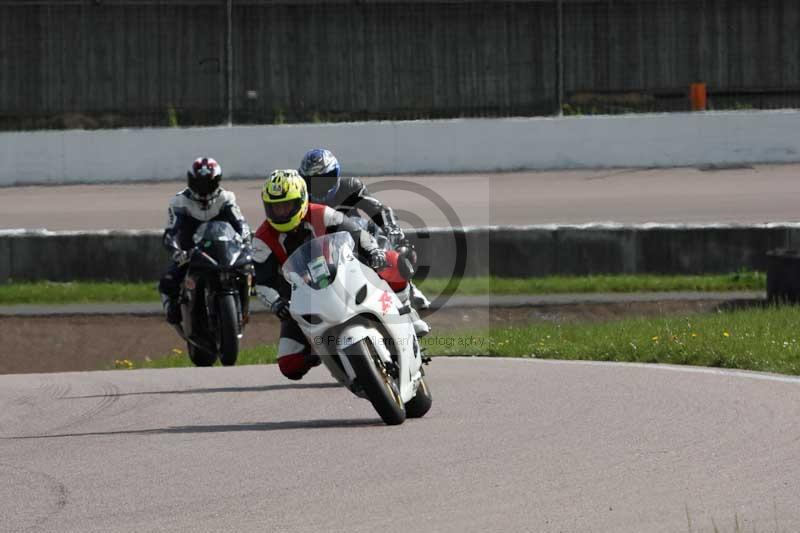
[690,83,707,111]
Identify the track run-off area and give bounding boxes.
[2,164,800,230]
[1,358,799,532]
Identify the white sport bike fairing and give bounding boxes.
[283,231,432,425]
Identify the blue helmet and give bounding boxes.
[298,148,341,202]
[299,148,340,178]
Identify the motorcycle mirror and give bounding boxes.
[397,255,415,280]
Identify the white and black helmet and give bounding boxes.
[187,157,222,201]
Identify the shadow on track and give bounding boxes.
[63,382,340,399]
[6,418,382,440]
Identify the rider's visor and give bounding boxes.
[306,175,338,201]
[266,198,302,223]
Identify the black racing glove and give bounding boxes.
[369,249,387,270]
[386,226,405,247]
[172,249,191,266]
[395,239,418,268]
[271,298,291,321]
[394,239,417,278]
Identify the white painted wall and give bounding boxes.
[3,110,800,185]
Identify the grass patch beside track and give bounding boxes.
[0,281,158,305]
[424,304,800,376]
[118,304,800,376]
[2,271,766,305]
[114,344,278,370]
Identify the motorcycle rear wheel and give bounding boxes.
[217,294,240,366]
[345,338,406,426]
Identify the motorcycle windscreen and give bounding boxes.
[282,231,355,290]
[193,221,244,266]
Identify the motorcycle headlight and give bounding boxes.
[354,284,368,305]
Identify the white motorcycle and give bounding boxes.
[282,231,432,425]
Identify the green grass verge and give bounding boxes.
[1,271,766,305]
[0,281,159,305]
[423,304,800,376]
[113,344,278,370]
[117,304,800,376]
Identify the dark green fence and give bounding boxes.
[1,0,798,130]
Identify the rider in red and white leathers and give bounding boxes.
[252,169,428,381]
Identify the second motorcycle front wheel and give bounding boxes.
[188,342,217,367]
[217,294,240,366]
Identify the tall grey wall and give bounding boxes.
[2,0,799,129]
[5,111,800,185]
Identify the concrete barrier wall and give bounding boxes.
[413,224,800,278]
[0,230,166,283]
[3,224,799,282]
[4,111,800,186]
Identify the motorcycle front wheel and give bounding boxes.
[345,338,406,426]
[405,375,432,418]
[217,293,240,366]
[188,342,217,367]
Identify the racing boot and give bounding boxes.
[161,293,182,325]
[410,308,431,338]
[396,285,430,337]
[410,282,431,310]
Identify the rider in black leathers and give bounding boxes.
[298,148,431,310]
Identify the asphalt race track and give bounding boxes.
[3,165,800,532]
[2,164,800,230]
[2,358,799,532]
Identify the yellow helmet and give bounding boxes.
[262,169,309,232]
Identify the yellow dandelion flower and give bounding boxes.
[723,331,730,338]
[651,336,659,342]
[691,333,698,338]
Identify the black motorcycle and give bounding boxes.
[173,221,253,367]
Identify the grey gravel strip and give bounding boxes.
[0,291,766,317]
[443,291,767,308]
